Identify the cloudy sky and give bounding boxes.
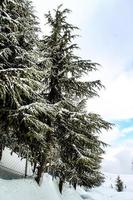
[32,0,133,174]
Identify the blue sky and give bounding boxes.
[32,0,133,174]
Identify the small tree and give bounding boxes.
[115,176,124,192]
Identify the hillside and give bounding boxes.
[0,149,133,200]
[0,172,133,200]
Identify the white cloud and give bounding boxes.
[100,123,133,174]
[122,126,133,134]
[87,71,133,120]
[99,126,122,145]
[102,140,133,174]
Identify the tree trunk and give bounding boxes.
[35,156,45,186]
[59,179,64,194]
[73,182,77,190]
[25,151,29,178]
[0,144,3,161]
[32,162,37,174]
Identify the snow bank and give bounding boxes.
[0,173,82,200]
[0,149,133,200]
[0,172,133,200]
[0,148,82,200]
[0,174,61,200]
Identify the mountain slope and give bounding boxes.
[0,149,133,200]
[0,173,133,200]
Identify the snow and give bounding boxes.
[0,174,62,200]
[0,150,133,200]
[0,148,32,176]
[0,149,81,200]
[77,173,133,200]
[62,184,82,200]
[0,171,133,200]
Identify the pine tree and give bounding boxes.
[0,0,53,165]
[39,5,112,191]
[115,176,124,192]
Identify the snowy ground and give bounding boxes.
[0,149,133,200]
[77,173,133,200]
[0,148,32,177]
[0,172,133,200]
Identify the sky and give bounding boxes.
[32,0,133,174]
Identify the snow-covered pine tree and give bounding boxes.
[115,176,124,192]
[0,0,38,157]
[0,0,54,165]
[39,5,112,191]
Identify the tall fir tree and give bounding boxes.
[39,5,112,191]
[0,0,54,166]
